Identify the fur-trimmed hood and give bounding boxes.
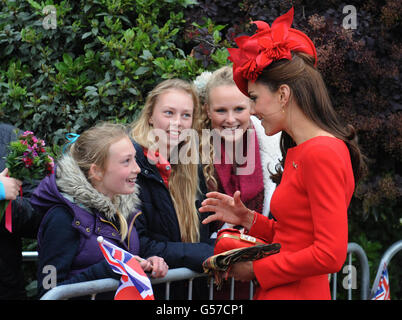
[54,154,141,221]
[250,116,282,216]
[31,153,141,222]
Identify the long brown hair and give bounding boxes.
[257,52,367,184]
[130,79,202,243]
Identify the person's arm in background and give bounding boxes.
[0,168,21,201]
[0,123,43,237]
[0,168,44,238]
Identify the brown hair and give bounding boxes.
[130,79,202,243]
[70,122,130,240]
[257,52,367,184]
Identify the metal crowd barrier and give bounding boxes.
[22,251,39,262]
[21,240,401,300]
[330,242,370,300]
[39,268,209,300]
[369,240,402,299]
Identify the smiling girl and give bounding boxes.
[199,66,281,218]
[130,79,215,299]
[31,122,168,299]
[196,65,281,300]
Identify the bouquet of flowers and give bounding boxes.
[0,131,54,225]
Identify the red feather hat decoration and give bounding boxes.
[228,7,317,96]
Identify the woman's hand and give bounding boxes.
[199,190,255,231]
[228,261,255,282]
[139,256,168,278]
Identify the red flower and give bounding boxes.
[23,157,33,168]
[47,164,54,174]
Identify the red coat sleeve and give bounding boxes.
[247,212,275,244]
[252,145,350,291]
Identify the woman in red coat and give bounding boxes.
[200,7,366,300]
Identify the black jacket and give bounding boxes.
[0,123,43,299]
[133,141,215,299]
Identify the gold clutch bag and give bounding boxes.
[203,228,280,288]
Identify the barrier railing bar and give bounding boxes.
[229,277,234,300]
[209,278,214,300]
[165,282,170,300]
[41,278,119,300]
[348,252,352,300]
[22,251,38,262]
[370,240,402,299]
[331,273,337,300]
[345,242,370,300]
[150,267,206,285]
[188,278,193,300]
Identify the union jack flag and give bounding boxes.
[372,263,390,300]
[97,236,154,300]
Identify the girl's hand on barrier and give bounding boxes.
[146,256,169,278]
[135,255,152,272]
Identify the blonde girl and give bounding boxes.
[32,122,167,298]
[198,66,281,218]
[130,79,215,299]
[196,65,281,300]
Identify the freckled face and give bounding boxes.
[149,89,194,152]
[95,137,140,199]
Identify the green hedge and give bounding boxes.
[0,0,228,146]
[0,0,230,298]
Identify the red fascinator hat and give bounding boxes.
[228,7,317,96]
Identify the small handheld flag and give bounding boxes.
[97,236,154,300]
[372,263,391,300]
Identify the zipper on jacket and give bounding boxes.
[127,211,142,251]
[99,218,119,234]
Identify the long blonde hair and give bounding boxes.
[70,122,130,240]
[130,79,201,243]
[199,66,237,191]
